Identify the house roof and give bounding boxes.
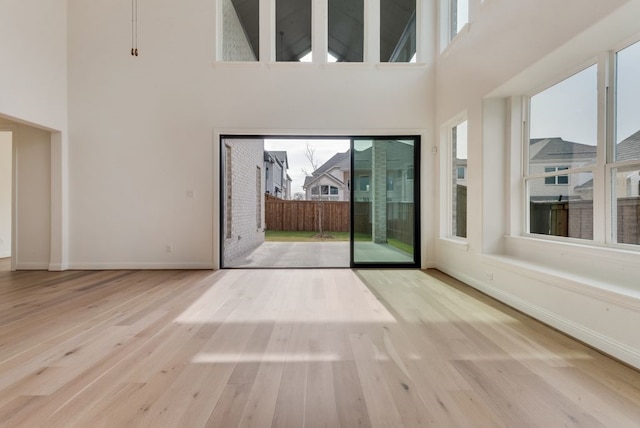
[312,150,350,177]
[265,150,289,169]
[616,130,640,161]
[530,130,640,163]
[564,130,640,192]
[530,137,596,162]
[303,172,344,190]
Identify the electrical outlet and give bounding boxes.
[485,272,494,281]
[165,245,173,253]
[186,190,195,198]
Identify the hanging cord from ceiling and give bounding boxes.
[131,0,138,56]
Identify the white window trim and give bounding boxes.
[216,0,427,65]
[519,40,640,250]
[440,112,468,241]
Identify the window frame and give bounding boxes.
[543,167,569,185]
[607,38,640,247]
[441,113,468,241]
[523,62,599,243]
[521,39,640,249]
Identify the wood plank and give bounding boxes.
[0,268,639,427]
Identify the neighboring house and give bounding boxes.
[222,139,266,265]
[303,151,350,201]
[570,130,640,200]
[529,137,596,201]
[353,141,415,204]
[455,158,467,188]
[264,151,291,199]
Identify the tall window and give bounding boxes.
[527,65,597,240]
[451,120,467,238]
[380,0,416,62]
[450,0,468,40]
[276,0,312,61]
[524,41,640,247]
[612,40,640,245]
[328,0,364,62]
[222,0,259,61]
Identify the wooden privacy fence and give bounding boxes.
[265,195,415,245]
[530,197,640,244]
[265,195,349,232]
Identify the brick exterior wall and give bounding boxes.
[223,139,265,265]
[372,140,387,243]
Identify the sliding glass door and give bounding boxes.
[351,137,420,267]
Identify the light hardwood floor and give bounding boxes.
[1,268,639,427]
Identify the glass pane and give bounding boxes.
[452,121,467,238]
[528,172,594,240]
[529,65,598,171]
[380,0,416,63]
[451,0,469,39]
[613,167,640,245]
[353,138,417,264]
[223,0,259,61]
[615,40,640,161]
[276,0,312,61]
[328,0,364,62]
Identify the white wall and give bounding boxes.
[0,0,68,270]
[0,0,67,131]
[435,0,640,368]
[0,132,11,258]
[66,0,435,269]
[13,125,52,269]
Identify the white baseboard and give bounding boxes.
[67,262,215,270]
[15,262,49,270]
[435,264,640,370]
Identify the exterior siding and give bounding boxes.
[223,139,265,265]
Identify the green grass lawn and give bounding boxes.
[265,230,349,242]
[265,230,413,254]
[387,238,414,255]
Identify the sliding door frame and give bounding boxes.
[217,133,422,269]
[349,136,421,268]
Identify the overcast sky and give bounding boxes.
[530,40,640,145]
[265,139,350,195]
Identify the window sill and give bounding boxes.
[439,22,471,57]
[499,235,640,302]
[210,61,428,70]
[437,237,469,252]
[513,234,640,261]
[484,252,640,311]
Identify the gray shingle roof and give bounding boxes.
[616,130,640,161]
[530,130,640,162]
[312,150,350,176]
[267,151,289,168]
[530,137,596,161]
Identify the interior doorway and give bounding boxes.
[220,135,420,268]
[0,131,12,271]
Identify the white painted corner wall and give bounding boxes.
[0,132,11,258]
[435,0,640,369]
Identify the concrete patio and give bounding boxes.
[224,241,413,268]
